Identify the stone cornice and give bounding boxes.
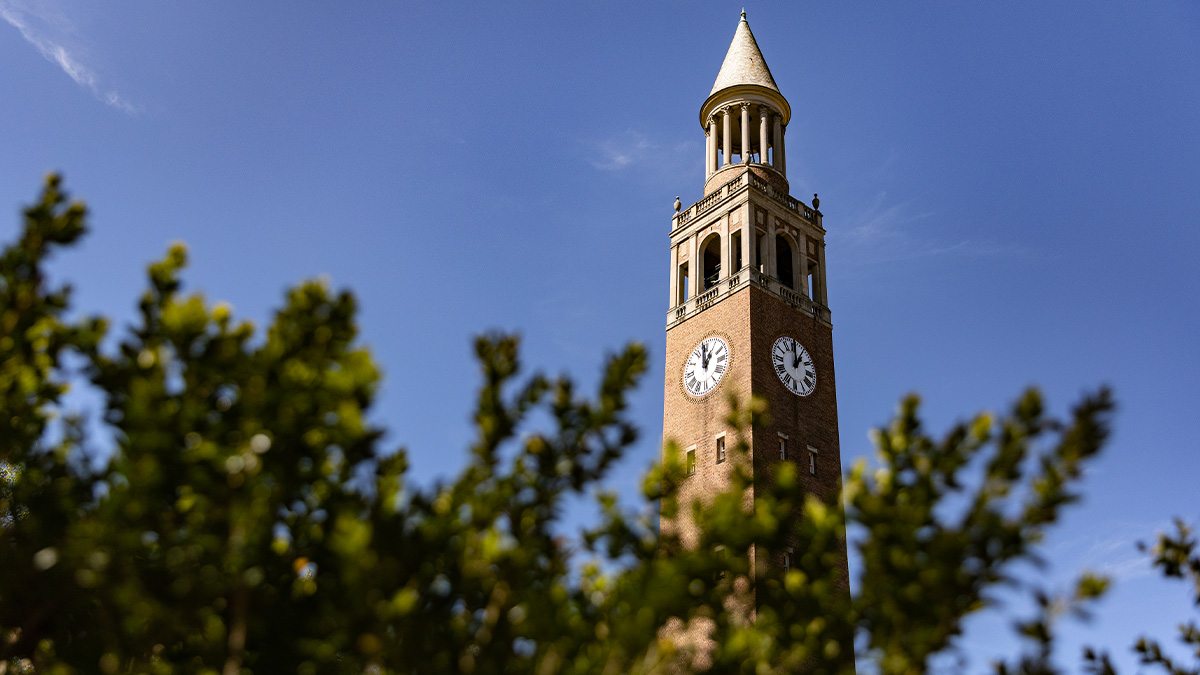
[670,170,821,238]
[666,266,831,331]
[699,84,791,130]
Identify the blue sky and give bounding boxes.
[2,1,1198,670]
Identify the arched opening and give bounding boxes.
[701,234,722,290]
[775,234,795,289]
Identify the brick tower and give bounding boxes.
[661,9,852,647]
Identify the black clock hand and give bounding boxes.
[792,342,800,369]
[701,343,710,369]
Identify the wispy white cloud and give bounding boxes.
[586,131,693,175]
[1047,519,1172,584]
[0,0,138,113]
[589,131,660,171]
[830,189,1028,267]
[1077,533,1152,582]
[841,192,935,246]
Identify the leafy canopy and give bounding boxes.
[1,177,1196,674]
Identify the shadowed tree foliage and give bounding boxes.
[1,176,1196,674]
[1126,521,1200,675]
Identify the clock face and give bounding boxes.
[771,336,816,396]
[683,336,729,398]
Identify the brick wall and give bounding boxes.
[660,283,853,662]
[661,289,754,549]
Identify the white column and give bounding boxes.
[669,244,679,306]
[704,129,711,177]
[817,242,828,305]
[700,118,710,176]
[740,103,750,163]
[791,235,802,291]
[688,234,699,299]
[742,209,754,273]
[799,239,810,298]
[720,216,731,283]
[772,115,783,169]
[722,108,731,167]
[779,123,787,176]
[759,107,770,164]
[766,217,777,279]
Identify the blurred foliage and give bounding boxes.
[0,176,1196,674]
[1128,521,1200,675]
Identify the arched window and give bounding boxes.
[775,234,794,289]
[701,234,722,290]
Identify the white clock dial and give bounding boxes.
[683,336,729,398]
[771,336,816,396]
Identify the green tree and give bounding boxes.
[1,176,1196,674]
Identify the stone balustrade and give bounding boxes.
[667,265,830,329]
[745,174,816,222]
[672,170,819,233]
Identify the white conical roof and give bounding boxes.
[710,11,780,95]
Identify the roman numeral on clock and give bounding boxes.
[770,336,817,397]
[683,336,729,398]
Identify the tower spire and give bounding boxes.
[710,10,780,95]
[698,12,791,195]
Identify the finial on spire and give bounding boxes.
[741,8,747,21]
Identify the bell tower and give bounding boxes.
[661,7,851,646]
